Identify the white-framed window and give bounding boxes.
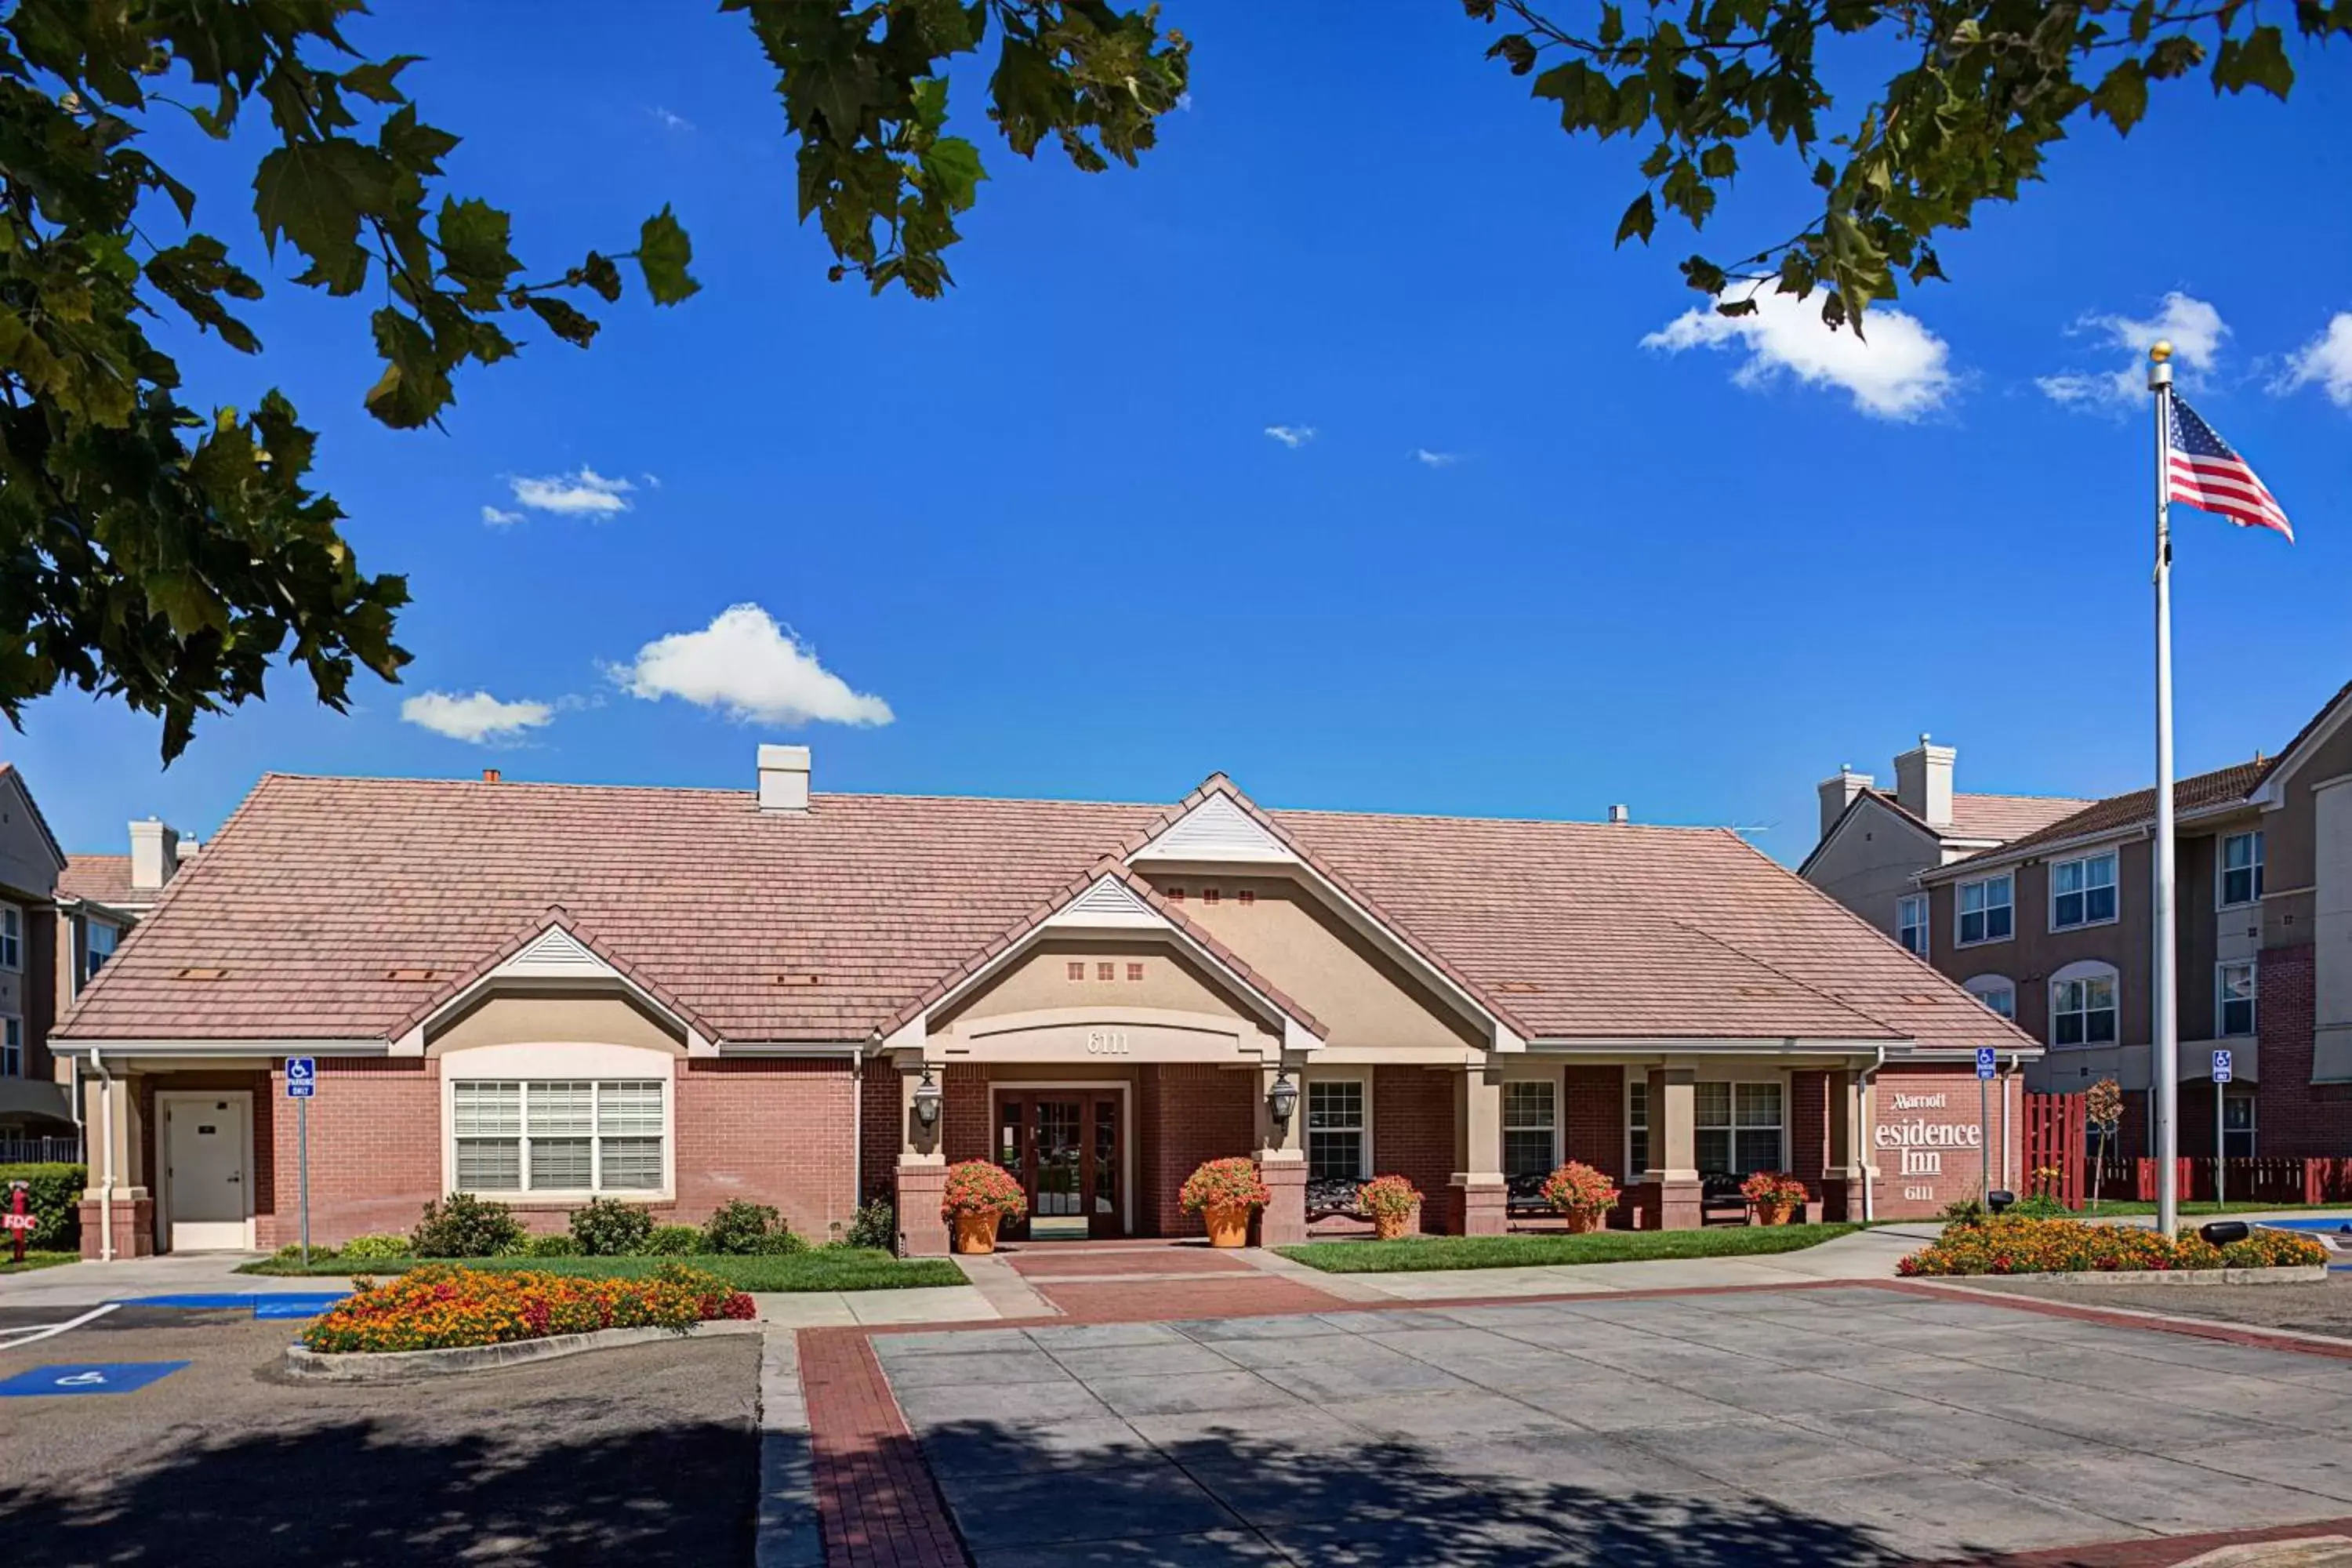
[0,904,19,971]
[2051,964,2119,1047]
[2223,1091,2256,1159]
[1626,1076,1649,1176]
[1963,975,2017,1020]
[2220,831,2264,908]
[452,1080,666,1195]
[1503,1079,1557,1181]
[1956,874,2013,946]
[2052,851,2118,931]
[1305,1077,1367,1181]
[1696,1080,1784,1177]
[1896,894,1929,957]
[0,1014,19,1077]
[2218,960,2258,1038]
[84,920,119,986]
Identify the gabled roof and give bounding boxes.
[0,764,68,881]
[1798,784,2089,880]
[389,906,721,1048]
[57,769,2032,1054]
[1923,759,2267,881]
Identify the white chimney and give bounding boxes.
[128,818,181,891]
[1817,766,1873,840]
[757,744,811,813]
[1893,735,1956,828]
[1606,804,1630,825]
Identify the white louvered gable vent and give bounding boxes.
[1044,876,1159,928]
[1133,793,1290,862]
[503,925,608,977]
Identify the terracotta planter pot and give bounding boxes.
[1203,1203,1252,1248]
[1558,1208,1602,1235]
[1371,1209,1414,1241]
[1756,1203,1793,1228]
[953,1210,1004,1254]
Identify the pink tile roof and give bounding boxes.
[58,771,2031,1053]
[1947,793,2095,843]
[1927,759,2270,879]
[58,854,137,908]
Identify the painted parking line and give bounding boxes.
[0,1303,120,1350]
[0,1361,189,1398]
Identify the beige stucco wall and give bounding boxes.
[1152,876,1484,1051]
[0,773,59,904]
[425,991,687,1056]
[1802,802,1940,942]
[936,939,1252,1031]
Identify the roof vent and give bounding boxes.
[758,744,811,813]
[174,966,228,981]
[1606,804,1630,825]
[482,768,501,783]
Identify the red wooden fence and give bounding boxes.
[2024,1091,2086,1208]
[2133,1156,2309,1204]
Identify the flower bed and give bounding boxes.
[300,1262,755,1354]
[1897,1216,2329,1278]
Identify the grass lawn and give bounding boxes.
[235,1248,968,1291]
[2066,1200,2352,1218]
[0,1249,79,1275]
[1275,1222,1864,1273]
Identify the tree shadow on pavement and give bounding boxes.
[0,1415,757,1566]
[916,1419,1928,1566]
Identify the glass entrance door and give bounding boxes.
[994,1091,1125,1240]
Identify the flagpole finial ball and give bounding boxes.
[2150,340,2174,363]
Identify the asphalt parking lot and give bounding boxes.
[0,1306,759,1567]
[877,1285,2352,1566]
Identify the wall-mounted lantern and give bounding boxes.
[912,1067,942,1131]
[1267,1069,1298,1134]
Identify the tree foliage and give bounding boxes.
[0,0,1185,759]
[1467,0,2352,330]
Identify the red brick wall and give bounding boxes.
[860,1058,902,1205]
[1137,1066,1164,1234]
[1374,1066,1454,1234]
[1790,1069,1828,1201]
[2254,945,2352,1160]
[1871,1065,2012,1220]
[1563,1066,1624,1179]
[673,1058,855,1243]
[941,1065,992,1167]
[1144,1065,1254,1237]
[256,1058,435,1249]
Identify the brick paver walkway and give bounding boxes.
[797,1327,965,1568]
[1004,1247,1254,1278]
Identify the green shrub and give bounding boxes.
[0,1163,85,1251]
[411,1192,525,1258]
[643,1224,702,1255]
[2005,1192,2071,1221]
[568,1197,655,1257]
[528,1232,579,1258]
[273,1240,335,1262]
[844,1197,895,1252]
[701,1200,805,1255]
[336,1232,411,1261]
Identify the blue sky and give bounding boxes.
[17,6,2351,866]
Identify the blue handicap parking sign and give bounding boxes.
[1975,1047,1998,1080]
[0,1362,189,1398]
[285,1055,316,1098]
[2214,1048,2234,1083]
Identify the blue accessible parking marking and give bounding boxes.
[0,1362,189,1397]
[118,1292,347,1319]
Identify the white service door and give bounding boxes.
[166,1098,249,1250]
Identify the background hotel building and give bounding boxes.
[52,749,2031,1257]
[1806,678,2352,1165]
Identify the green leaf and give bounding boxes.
[1616,191,1657,246]
[635,205,700,305]
[1699,143,1738,180]
[524,296,600,347]
[435,196,519,303]
[379,103,460,176]
[2212,26,2295,99]
[919,136,987,212]
[582,251,623,303]
[2090,59,2149,129]
[362,308,451,428]
[342,55,421,105]
[252,140,393,296]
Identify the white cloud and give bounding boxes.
[2037,292,2227,411]
[1262,425,1315,448]
[481,505,523,527]
[1411,448,1461,467]
[612,604,893,728]
[650,106,694,132]
[1174,90,1194,111]
[2275,312,2352,409]
[1640,292,1955,420]
[401,690,555,745]
[510,467,635,517]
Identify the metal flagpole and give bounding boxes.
[2150,340,2181,1239]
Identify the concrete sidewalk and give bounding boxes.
[0,1252,359,1308]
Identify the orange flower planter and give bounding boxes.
[1372,1208,1414,1241]
[1559,1209,1602,1235]
[1755,1203,1793,1228]
[954,1210,1003,1254]
[1203,1203,1250,1248]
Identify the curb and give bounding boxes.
[282,1318,763,1381]
[1929,1265,2328,1287]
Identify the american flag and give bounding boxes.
[2167,395,2295,543]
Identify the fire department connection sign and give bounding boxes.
[1875,1091,1985,1204]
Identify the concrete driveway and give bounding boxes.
[875,1284,2352,1565]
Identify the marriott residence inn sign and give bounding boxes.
[1875,1087,1985,1206]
